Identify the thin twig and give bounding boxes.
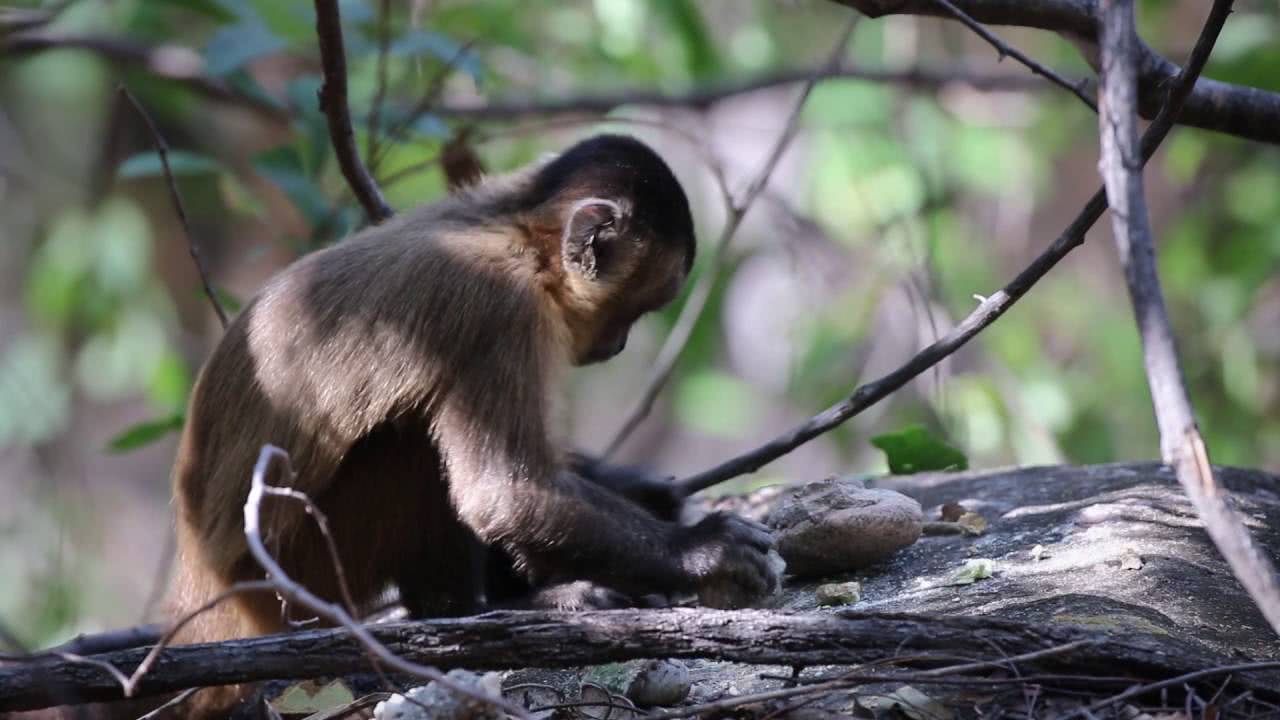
[313,0,394,224]
[434,64,1052,119]
[244,445,529,719]
[117,85,229,329]
[676,0,1229,495]
[929,0,1097,111]
[1068,661,1280,719]
[1097,0,1280,637]
[602,14,860,459]
[123,580,277,696]
[647,640,1090,719]
[135,686,199,719]
[139,524,176,623]
[257,485,359,619]
[368,37,478,175]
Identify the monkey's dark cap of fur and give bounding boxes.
[529,134,697,272]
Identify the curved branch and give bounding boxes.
[313,0,394,224]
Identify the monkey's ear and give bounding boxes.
[561,198,621,281]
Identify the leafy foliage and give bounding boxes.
[871,426,969,475]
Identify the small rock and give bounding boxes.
[766,477,923,577]
[625,659,691,707]
[814,581,862,606]
[1120,548,1144,570]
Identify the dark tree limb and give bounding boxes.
[3,610,1278,712]
[832,0,1280,144]
[312,0,394,225]
[1096,0,1280,637]
[677,0,1232,496]
[10,24,1279,145]
[118,85,230,329]
[434,64,1052,119]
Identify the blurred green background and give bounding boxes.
[0,0,1277,648]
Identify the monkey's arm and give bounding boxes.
[434,371,775,603]
[567,451,685,522]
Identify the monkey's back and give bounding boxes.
[169,211,553,637]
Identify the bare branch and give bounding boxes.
[929,0,1096,111]
[1096,0,1280,637]
[244,446,528,719]
[831,0,1280,145]
[677,0,1229,495]
[313,0,394,225]
[1070,661,1280,719]
[123,580,278,697]
[117,85,229,329]
[434,64,1052,119]
[650,640,1093,720]
[4,608,1276,711]
[602,14,860,458]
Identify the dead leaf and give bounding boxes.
[302,692,388,720]
[860,685,948,720]
[271,680,355,716]
[956,511,987,535]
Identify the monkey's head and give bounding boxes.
[528,134,696,365]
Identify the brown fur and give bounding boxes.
[164,135,777,718]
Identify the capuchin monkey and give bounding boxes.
[162,135,779,714]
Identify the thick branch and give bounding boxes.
[1097,0,1280,636]
[312,0,394,224]
[832,0,1280,144]
[4,609,1277,712]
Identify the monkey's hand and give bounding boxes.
[673,512,781,608]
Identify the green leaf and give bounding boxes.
[871,425,968,474]
[106,413,185,453]
[117,151,221,179]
